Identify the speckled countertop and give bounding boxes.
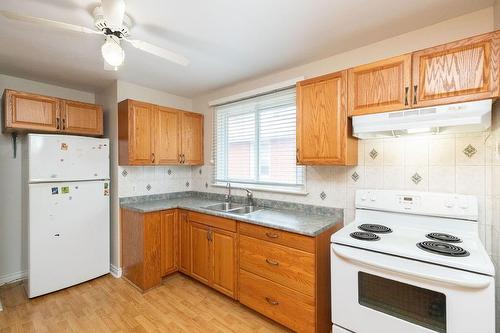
[120,196,342,237]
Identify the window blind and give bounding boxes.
[213,88,305,191]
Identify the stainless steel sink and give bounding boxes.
[204,202,243,212]
[228,205,263,215]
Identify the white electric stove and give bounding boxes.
[331,190,495,333]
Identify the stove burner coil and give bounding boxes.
[350,231,380,241]
[358,224,393,234]
[425,233,461,243]
[417,241,469,257]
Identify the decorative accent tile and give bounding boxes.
[121,169,128,177]
[146,184,152,191]
[185,181,190,188]
[351,172,360,182]
[320,191,327,200]
[369,148,379,160]
[411,172,422,185]
[205,182,208,188]
[463,144,477,158]
[167,169,172,175]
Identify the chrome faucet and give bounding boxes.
[225,182,232,202]
[244,188,254,206]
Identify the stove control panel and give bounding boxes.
[355,189,478,221]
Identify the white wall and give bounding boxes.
[0,74,94,283]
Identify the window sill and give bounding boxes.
[211,182,308,196]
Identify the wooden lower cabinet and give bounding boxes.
[190,222,211,285]
[121,209,162,291]
[239,269,315,333]
[120,208,339,332]
[211,228,237,298]
[178,210,191,274]
[160,210,177,276]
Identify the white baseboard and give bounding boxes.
[0,270,26,286]
[110,264,122,278]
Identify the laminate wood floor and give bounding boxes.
[0,273,290,333]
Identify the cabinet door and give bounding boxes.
[178,210,191,274]
[190,222,211,285]
[3,90,60,132]
[129,101,157,165]
[211,229,237,298]
[412,32,500,107]
[181,112,203,165]
[156,107,181,164]
[348,54,412,116]
[297,71,355,165]
[61,100,103,136]
[160,210,177,276]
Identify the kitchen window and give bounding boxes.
[213,88,305,193]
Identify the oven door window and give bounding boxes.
[358,272,446,333]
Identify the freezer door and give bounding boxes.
[28,134,109,182]
[27,180,110,298]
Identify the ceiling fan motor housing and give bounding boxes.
[93,6,130,38]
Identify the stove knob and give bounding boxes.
[370,196,376,202]
[444,200,454,208]
[361,196,367,201]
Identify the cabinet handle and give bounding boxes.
[265,297,279,306]
[62,118,66,130]
[151,153,155,163]
[404,87,409,106]
[413,85,418,105]
[296,148,299,164]
[56,117,60,130]
[265,258,279,266]
[182,154,186,164]
[265,232,279,239]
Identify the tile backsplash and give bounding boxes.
[191,130,497,256]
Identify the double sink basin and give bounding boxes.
[204,202,262,215]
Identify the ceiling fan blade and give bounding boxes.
[101,0,125,29]
[0,10,102,35]
[123,38,190,66]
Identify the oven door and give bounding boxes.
[331,244,495,333]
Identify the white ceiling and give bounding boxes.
[0,0,494,97]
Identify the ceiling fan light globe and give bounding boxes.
[101,37,124,67]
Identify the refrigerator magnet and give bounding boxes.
[60,143,68,151]
[51,187,59,195]
[61,186,70,194]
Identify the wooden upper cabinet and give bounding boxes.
[3,90,59,132]
[118,99,203,166]
[296,71,357,165]
[348,54,412,116]
[157,107,181,164]
[412,31,500,107]
[119,100,157,165]
[2,89,102,136]
[181,112,204,165]
[60,100,103,136]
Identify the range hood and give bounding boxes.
[352,99,492,139]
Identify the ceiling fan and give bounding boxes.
[0,0,190,70]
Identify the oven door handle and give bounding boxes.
[333,245,492,289]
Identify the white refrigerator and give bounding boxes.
[24,134,110,298]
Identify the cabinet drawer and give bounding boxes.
[239,269,315,333]
[239,235,315,297]
[188,211,236,232]
[239,222,315,253]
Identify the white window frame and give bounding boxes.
[212,87,307,195]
